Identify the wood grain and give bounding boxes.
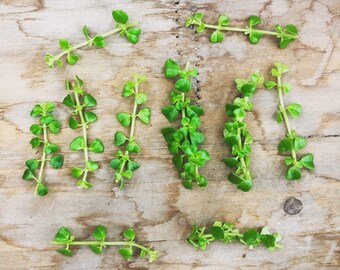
[0,0,339,269]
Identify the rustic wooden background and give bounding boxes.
[0,0,339,269]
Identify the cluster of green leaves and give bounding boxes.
[46,10,141,68]
[188,221,282,251]
[23,102,64,196]
[109,74,151,189]
[265,63,314,180]
[51,225,158,262]
[223,72,263,192]
[161,59,211,189]
[185,13,298,48]
[63,76,104,189]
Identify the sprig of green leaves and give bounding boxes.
[46,10,141,68]
[110,74,151,189]
[188,221,282,251]
[185,13,298,48]
[63,76,104,189]
[23,102,64,196]
[51,225,158,262]
[265,63,315,180]
[223,72,263,191]
[162,59,211,189]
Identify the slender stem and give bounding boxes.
[54,21,139,61]
[277,75,297,161]
[50,241,147,251]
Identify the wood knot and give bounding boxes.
[283,197,303,215]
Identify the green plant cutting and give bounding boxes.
[161,59,211,189]
[188,221,282,251]
[223,72,263,192]
[63,76,104,189]
[46,10,141,68]
[186,13,298,48]
[265,63,314,180]
[23,102,64,196]
[51,225,158,262]
[110,74,151,189]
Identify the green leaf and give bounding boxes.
[196,22,205,33]
[278,137,293,152]
[162,105,179,122]
[54,227,71,242]
[83,25,90,40]
[211,225,224,240]
[248,15,262,26]
[274,63,289,74]
[67,53,79,65]
[30,124,42,135]
[89,245,102,254]
[282,83,292,93]
[84,111,97,123]
[30,138,41,148]
[137,108,151,124]
[123,228,136,241]
[240,83,256,96]
[117,112,131,127]
[93,36,105,47]
[25,159,39,171]
[276,111,283,124]
[112,10,129,24]
[222,157,238,168]
[50,154,64,169]
[83,93,97,107]
[286,103,302,118]
[286,166,301,180]
[248,31,263,44]
[93,225,107,241]
[126,140,140,153]
[49,120,61,134]
[185,16,195,27]
[45,143,59,154]
[238,179,253,192]
[175,78,191,92]
[71,167,84,178]
[264,80,277,89]
[30,105,43,117]
[126,28,141,44]
[114,131,127,146]
[45,102,56,112]
[110,158,123,170]
[59,39,71,50]
[161,127,176,143]
[242,228,260,246]
[136,93,148,105]
[68,117,79,129]
[63,94,75,108]
[70,136,85,151]
[261,234,277,250]
[89,139,104,153]
[300,153,315,170]
[40,115,54,125]
[22,169,35,180]
[228,173,243,185]
[210,30,224,43]
[172,155,183,170]
[294,136,307,151]
[86,160,99,172]
[122,81,135,96]
[218,14,229,26]
[284,157,294,166]
[164,59,180,78]
[57,248,72,257]
[119,247,133,260]
[285,24,298,35]
[37,183,48,196]
[187,105,204,118]
[127,160,140,171]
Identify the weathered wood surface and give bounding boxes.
[0,0,339,269]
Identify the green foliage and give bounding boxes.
[223,72,263,191]
[63,76,103,189]
[110,74,151,189]
[23,102,64,196]
[265,63,314,180]
[51,225,158,262]
[187,221,282,251]
[162,59,210,189]
[185,13,298,48]
[46,10,141,68]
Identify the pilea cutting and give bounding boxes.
[63,76,104,189]
[188,221,282,251]
[223,72,263,192]
[185,13,298,48]
[265,63,315,180]
[109,74,151,189]
[22,102,64,196]
[51,225,158,262]
[46,10,141,68]
[161,59,211,189]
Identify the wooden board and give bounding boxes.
[0,0,339,269]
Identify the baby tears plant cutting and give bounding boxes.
[63,76,104,189]
[188,221,282,251]
[51,225,158,262]
[265,63,314,180]
[161,59,211,189]
[110,74,151,189]
[223,72,263,192]
[186,13,298,48]
[23,102,64,196]
[46,10,141,68]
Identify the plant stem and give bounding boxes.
[277,75,297,161]
[54,21,139,61]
